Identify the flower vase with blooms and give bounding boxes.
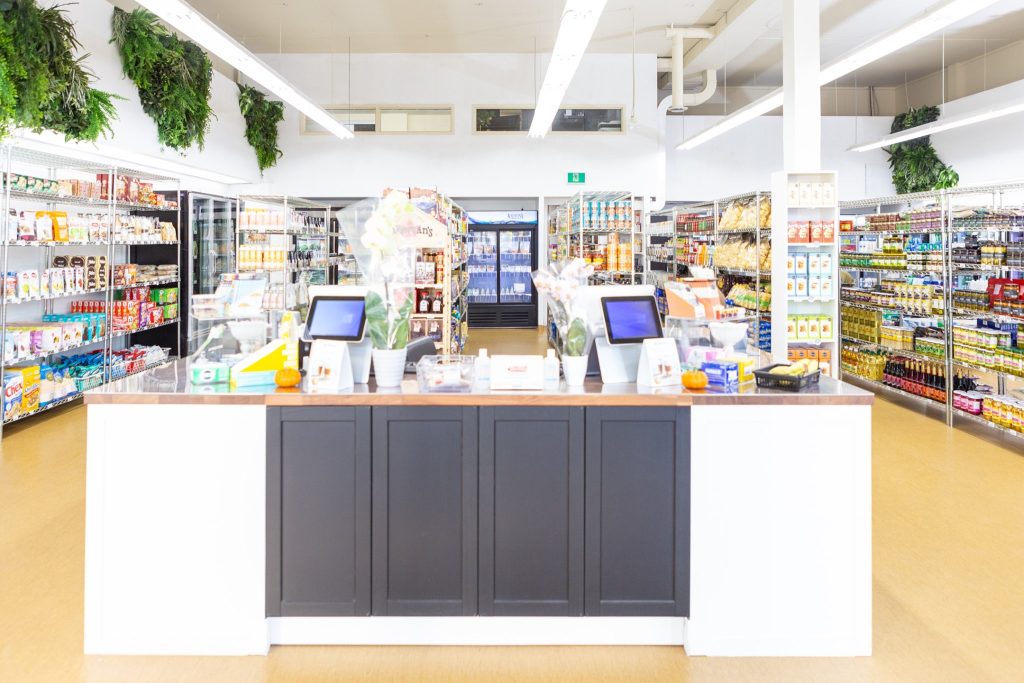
[532,259,594,385]
[337,192,439,387]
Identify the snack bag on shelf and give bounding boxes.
[19,365,40,413]
[34,212,54,241]
[52,212,69,241]
[3,371,23,421]
[5,272,17,302]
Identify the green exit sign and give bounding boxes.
[567,172,586,184]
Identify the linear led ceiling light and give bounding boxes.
[528,0,608,139]
[849,100,1024,152]
[676,92,784,151]
[15,131,253,184]
[676,0,1001,151]
[134,0,353,141]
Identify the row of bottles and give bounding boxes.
[238,208,326,231]
[882,357,948,403]
[238,244,326,271]
[415,289,445,315]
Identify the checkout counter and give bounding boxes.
[82,287,873,658]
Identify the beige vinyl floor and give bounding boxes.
[1,328,1023,682]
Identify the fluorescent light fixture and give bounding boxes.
[819,0,1000,85]
[676,0,1000,151]
[528,0,608,139]
[14,131,253,184]
[135,0,353,142]
[849,100,1024,152]
[676,91,784,151]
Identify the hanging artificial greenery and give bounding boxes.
[238,83,284,172]
[110,7,213,151]
[886,105,960,194]
[0,0,120,142]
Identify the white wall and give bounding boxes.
[250,52,660,199]
[928,79,1024,189]
[666,115,896,201]
[64,0,257,193]
[69,2,1024,202]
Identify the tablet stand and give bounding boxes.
[593,324,642,384]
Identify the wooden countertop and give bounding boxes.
[85,360,875,407]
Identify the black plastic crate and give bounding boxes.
[753,364,822,392]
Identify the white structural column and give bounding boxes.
[782,0,822,171]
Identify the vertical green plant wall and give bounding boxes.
[0,0,120,141]
[887,106,960,194]
[110,7,213,152]
[238,84,284,172]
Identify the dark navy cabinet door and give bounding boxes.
[266,407,372,617]
[372,407,478,616]
[584,407,690,616]
[479,407,585,616]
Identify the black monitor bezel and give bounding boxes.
[600,295,664,345]
[305,295,367,342]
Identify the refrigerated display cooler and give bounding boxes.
[187,192,234,353]
[467,211,538,327]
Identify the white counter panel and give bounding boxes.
[84,404,269,655]
[688,404,872,656]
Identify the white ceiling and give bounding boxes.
[184,0,730,54]
[171,0,1024,87]
[724,0,1024,87]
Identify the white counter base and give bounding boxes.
[269,617,687,646]
[688,404,872,657]
[84,404,269,656]
[85,399,871,657]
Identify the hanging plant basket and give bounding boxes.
[886,105,959,194]
[238,83,284,172]
[110,6,214,151]
[0,0,121,142]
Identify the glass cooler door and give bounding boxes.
[193,195,234,295]
[498,229,534,304]
[190,194,235,352]
[468,228,498,304]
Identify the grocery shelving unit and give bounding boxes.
[326,209,363,286]
[713,189,773,358]
[838,181,1024,441]
[771,171,840,373]
[550,191,639,285]
[389,188,470,355]
[645,201,716,315]
[235,195,330,317]
[0,141,182,432]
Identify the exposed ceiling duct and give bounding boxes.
[664,26,717,113]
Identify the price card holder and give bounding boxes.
[636,338,681,389]
[308,339,354,392]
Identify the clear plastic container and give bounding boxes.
[416,355,475,393]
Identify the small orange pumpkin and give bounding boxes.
[275,367,302,388]
[682,369,708,390]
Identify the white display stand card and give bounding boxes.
[636,338,681,388]
[308,340,354,391]
[490,355,544,391]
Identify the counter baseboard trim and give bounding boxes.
[267,616,687,646]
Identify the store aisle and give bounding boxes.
[1,332,1023,682]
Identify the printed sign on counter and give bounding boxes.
[490,355,545,391]
[636,338,681,388]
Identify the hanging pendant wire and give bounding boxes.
[534,36,538,110]
[630,7,636,128]
[723,61,728,115]
[941,32,946,112]
[348,36,352,131]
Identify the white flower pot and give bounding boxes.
[373,348,408,388]
[562,355,588,387]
